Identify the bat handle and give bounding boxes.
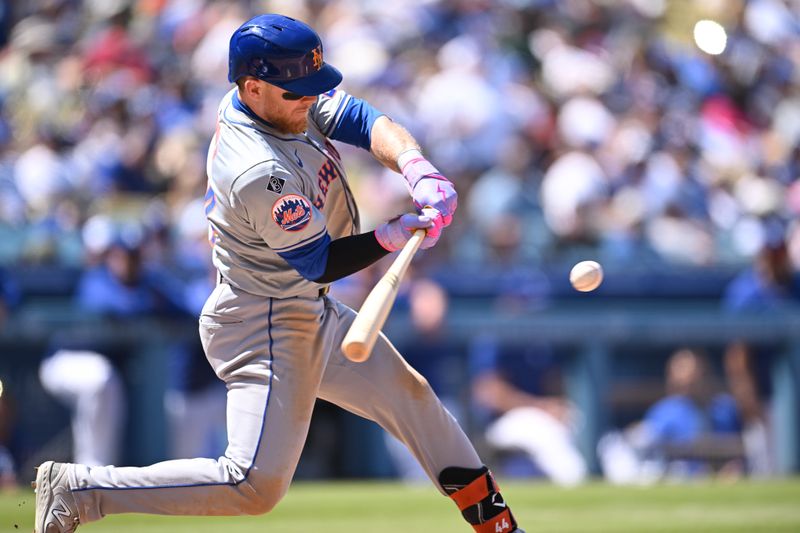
[341,229,426,362]
[391,229,425,273]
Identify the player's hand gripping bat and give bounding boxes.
[341,229,426,362]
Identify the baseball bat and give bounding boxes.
[341,229,426,362]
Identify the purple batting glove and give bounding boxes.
[420,206,444,241]
[374,213,440,252]
[398,150,458,227]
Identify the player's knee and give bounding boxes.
[401,365,435,403]
[240,474,290,515]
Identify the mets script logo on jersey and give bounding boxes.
[272,194,312,232]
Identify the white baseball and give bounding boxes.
[570,260,603,292]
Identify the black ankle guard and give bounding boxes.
[439,466,517,532]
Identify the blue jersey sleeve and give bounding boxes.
[278,232,332,281]
[314,91,384,151]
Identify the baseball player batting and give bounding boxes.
[33,14,525,533]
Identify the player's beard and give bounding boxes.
[273,115,308,134]
[285,114,309,134]
[271,109,310,134]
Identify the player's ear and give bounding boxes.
[241,77,262,99]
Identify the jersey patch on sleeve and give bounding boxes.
[267,175,286,194]
[272,194,313,232]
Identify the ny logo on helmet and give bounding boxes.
[312,46,323,70]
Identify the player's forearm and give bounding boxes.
[369,115,420,172]
[370,117,457,229]
[313,232,390,284]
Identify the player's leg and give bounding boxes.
[36,288,332,530]
[318,298,523,533]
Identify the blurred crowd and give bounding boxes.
[0,0,799,486]
[0,0,798,276]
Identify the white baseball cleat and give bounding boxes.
[33,461,80,533]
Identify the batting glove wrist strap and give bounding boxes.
[398,150,458,228]
[398,149,444,189]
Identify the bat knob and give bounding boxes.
[342,340,370,362]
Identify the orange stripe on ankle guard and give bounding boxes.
[449,471,499,511]
[473,508,515,533]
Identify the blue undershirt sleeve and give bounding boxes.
[329,96,384,151]
[278,232,331,281]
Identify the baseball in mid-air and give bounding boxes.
[570,260,603,292]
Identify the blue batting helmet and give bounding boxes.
[228,14,342,96]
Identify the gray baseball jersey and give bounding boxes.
[205,88,360,298]
[64,88,483,524]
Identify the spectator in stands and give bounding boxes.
[38,221,144,466]
[0,268,20,488]
[38,217,195,465]
[722,340,774,477]
[0,266,19,324]
[0,1,794,273]
[724,235,800,311]
[0,379,15,489]
[163,203,226,460]
[384,276,466,482]
[598,347,743,484]
[0,0,798,485]
[162,282,226,461]
[719,234,800,477]
[469,334,587,486]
